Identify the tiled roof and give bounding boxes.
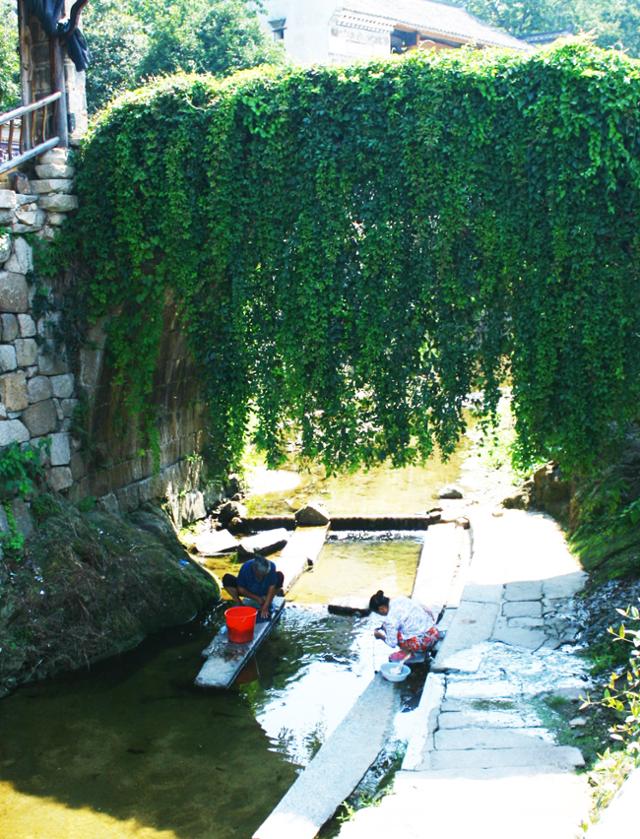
[339,0,529,49]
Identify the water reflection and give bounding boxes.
[0,539,424,838]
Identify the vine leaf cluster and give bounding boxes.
[64,43,640,475]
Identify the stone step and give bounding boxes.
[238,527,290,558]
[434,726,553,751]
[425,745,584,772]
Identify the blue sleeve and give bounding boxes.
[237,561,252,589]
[264,562,277,589]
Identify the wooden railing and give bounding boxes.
[0,91,63,176]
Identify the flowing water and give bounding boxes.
[0,537,426,839]
[244,447,467,517]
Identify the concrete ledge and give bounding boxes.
[402,674,445,770]
[277,524,329,589]
[254,675,397,839]
[195,597,286,688]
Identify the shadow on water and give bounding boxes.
[0,616,300,839]
[0,539,425,838]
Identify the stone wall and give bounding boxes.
[0,147,79,498]
[74,298,217,521]
[0,148,218,526]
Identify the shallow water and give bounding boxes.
[244,449,467,517]
[0,536,423,839]
[289,535,421,605]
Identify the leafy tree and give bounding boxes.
[0,0,19,112]
[84,0,284,113]
[84,0,149,114]
[137,0,285,80]
[464,0,640,57]
[465,0,573,36]
[68,45,640,475]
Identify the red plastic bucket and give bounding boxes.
[225,606,258,644]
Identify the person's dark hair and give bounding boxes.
[369,590,390,613]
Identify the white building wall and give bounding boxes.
[327,15,391,63]
[261,0,338,65]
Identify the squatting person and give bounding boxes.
[369,589,441,664]
[223,554,284,620]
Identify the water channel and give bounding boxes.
[0,454,465,838]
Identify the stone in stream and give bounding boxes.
[294,502,330,526]
[217,500,247,527]
[237,528,290,560]
[328,597,371,617]
[195,528,239,555]
[437,485,463,500]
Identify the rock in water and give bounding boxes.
[195,528,239,555]
[438,485,463,500]
[218,500,247,527]
[295,503,330,526]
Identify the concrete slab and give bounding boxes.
[194,528,238,555]
[503,600,542,618]
[461,583,504,603]
[253,675,396,839]
[504,581,543,601]
[412,523,467,615]
[491,624,547,650]
[195,597,285,689]
[277,524,329,589]
[436,607,456,632]
[238,528,290,556]
[542,572,588,599]
[438,705,543,730]
[509,617,545,629]
[434,726,553,751]
[432,600,499,671]
[429,745,584,771]
[444,677,521,702]
[402,674,445,770]
[430,642,486,674]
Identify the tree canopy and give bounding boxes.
[84,0,285,113]
[0,0,19,111]
[464,0,640,56]
[61,43,640,476]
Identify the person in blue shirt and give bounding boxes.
[223,554,284,619]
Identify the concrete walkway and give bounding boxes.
[337,508,592,839]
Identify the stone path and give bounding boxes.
[337,508,593,839]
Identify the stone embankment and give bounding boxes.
[0,150,217,531]
[0,148,79,499]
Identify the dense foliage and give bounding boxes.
[68,43,640,474]
[84,0,284,113]
[465,0,640,57]
[0,0,19,111]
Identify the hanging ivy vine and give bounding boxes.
[66,42,640,474]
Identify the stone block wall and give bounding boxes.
[0,147,79,496]
[0,148,218,526]
[73,300,217,521]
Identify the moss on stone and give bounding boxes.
[0,500,218,697]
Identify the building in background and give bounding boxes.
[261,0,528,66]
